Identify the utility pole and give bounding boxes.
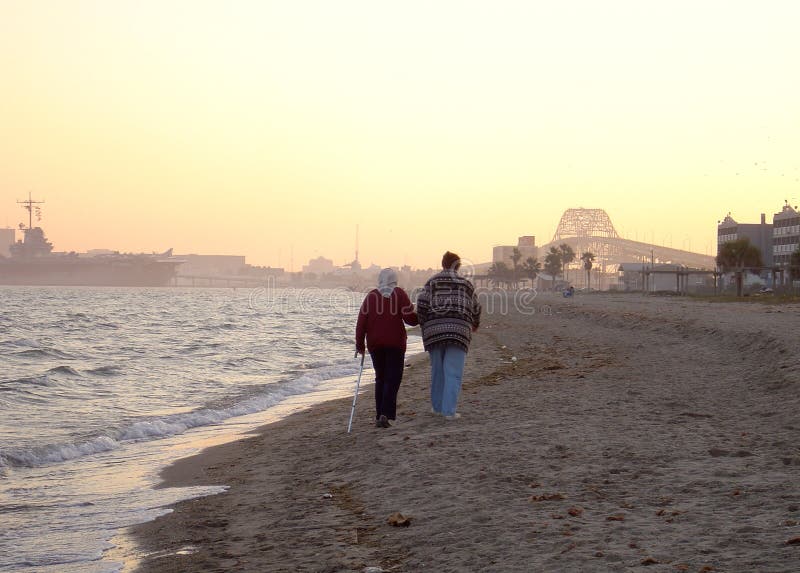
[355,224,359,265]
[650,248,655,292]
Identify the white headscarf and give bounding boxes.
[377,268,398,298]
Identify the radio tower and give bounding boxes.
[350,225,362,271]
[17,192,45,230]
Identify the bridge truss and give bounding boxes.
[541,208,715,287]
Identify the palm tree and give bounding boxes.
[581,251,595,290]
[508,247,524,288]
[511,248,523,274]
[716,238,763,296]
[790,248,800,281]
[544,247,562,291]
[559,243,576,284]
[488,261,512,288]
[522,256,541,288]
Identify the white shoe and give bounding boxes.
[443,413,461,420]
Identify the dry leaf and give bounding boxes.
[387,512,412,527]
[530,493,565,502]
[568,507,584,517]
[641,557,658,566]
[606,513,625,522]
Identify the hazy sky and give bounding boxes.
[2,0,799,269]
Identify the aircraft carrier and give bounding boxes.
[0,195,182,287]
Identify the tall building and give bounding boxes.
[493,236,538,267]
[0,228,16,257]
[302,256,335,275]
[176,254,247,276]
[772,201,800,270]
[716,213,773,267]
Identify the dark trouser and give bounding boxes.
[370,347,406,420]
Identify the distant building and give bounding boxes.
[717,213,773,268]
[240,264,284,278]
[176,254,247,276]
[772,201,800,270]
[302,256,335,275]
[493,236,538,267]
[0,228,15,257]
[616,262,714,293]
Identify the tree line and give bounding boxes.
[488,244,596,290]
[716,237,800,296]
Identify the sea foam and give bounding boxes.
[0,362,363,469]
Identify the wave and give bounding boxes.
[0,374,53,388]
[0,501,94,514]
[0,365,82,388]
[85,365,121,376]
[0,362,363,470]
[0,435,120,469]
[198,322,241,331]
[298,360,335,370]
[56,319,119,331]
[46,366,82,376]
[221,356,269,367]
[13,348,74,359]
[179,342,224,354]
[0,338,40,349]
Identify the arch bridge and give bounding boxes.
[540,208,715,272]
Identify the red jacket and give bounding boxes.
[355,288,418,353]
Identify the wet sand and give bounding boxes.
[129,293,800,572]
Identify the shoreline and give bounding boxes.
[153,349,431,493]
[127,293,800,572]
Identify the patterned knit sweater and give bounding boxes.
[416,270,481,352]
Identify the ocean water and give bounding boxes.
[0,286,421,572]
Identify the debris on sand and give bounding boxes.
[387,512,412,527]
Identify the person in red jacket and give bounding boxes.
[355,268,418,428]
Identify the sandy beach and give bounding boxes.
[128,293,800,572]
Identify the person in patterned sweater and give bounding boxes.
[416,251,481,419]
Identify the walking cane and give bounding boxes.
[347,352,366,433]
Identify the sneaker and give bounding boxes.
[443,413,461,420]
[431,407,441,416]
[378,415,391,428]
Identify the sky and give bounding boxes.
[1,0,799,269]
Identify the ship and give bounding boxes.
[0,195,183,287]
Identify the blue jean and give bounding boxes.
[429,344,467,416]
